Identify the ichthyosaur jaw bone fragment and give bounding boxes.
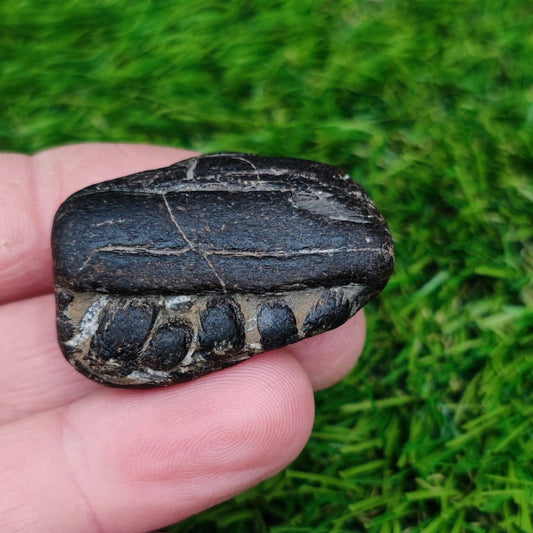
[52,152,395,388]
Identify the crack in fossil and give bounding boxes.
[163,193,228,293]
[199,253,228,293]
[186,157,198,182]
[77,248,99,274]
[204,246,384,258]
[91,244,193,255]
[232,155,261,182]
[85,244,385,259]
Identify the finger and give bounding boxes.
[0,353,314,533]
[0,143,197,304]
[285,311,366,390]
[0,294,363,422]
[0,294,98,424]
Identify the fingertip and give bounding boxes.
[286,310,366,390]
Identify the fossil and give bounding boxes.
[52,152,395,387]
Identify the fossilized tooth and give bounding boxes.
[52,152,395,388]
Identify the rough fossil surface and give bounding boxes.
[52,152,395,387]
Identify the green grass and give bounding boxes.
[2,0,533,531]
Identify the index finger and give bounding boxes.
[0,143,197,304]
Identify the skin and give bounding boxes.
[0,143,366,532]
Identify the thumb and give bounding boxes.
[0,353,314,532]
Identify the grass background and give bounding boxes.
[2,0,533,531]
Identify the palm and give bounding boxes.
[0,143,365,532]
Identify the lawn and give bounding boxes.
[2,0,533,531]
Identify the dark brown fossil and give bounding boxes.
[52,152,395,387]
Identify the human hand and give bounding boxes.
[0,143,366,532]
